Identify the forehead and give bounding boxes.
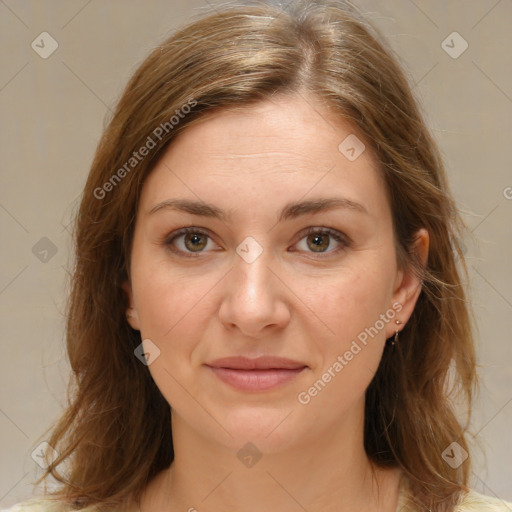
[139,94,388,219]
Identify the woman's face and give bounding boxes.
[125,94,427,452]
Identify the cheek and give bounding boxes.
[296,274,391,415]
[134,268,208,339]
[303,265,393,392]
[130,264,210,406]
[308,266,391,342]
[130,235,198,333]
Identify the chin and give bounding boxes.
[212,406,305,453]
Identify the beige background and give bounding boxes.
[1,0,511,507]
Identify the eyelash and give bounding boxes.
[163,226,350,259]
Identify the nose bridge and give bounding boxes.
[218,239,290,334]
[232,241,274,306]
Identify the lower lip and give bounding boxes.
[207,366,307,391]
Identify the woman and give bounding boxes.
[3,1,511,511]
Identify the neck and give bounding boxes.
[140,401,403,512]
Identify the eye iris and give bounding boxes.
[307,233,329,252]
[184,233,207,252]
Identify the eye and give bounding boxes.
[164,227,219,257]
[293,227,349,256]
[163,226,349,258]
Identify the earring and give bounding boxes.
[391,320,401,346]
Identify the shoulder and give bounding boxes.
[0,499,62,512]
[0,498,137,512]
[0,498,99,512]
[396,476,511,512]
[456,489,512,511]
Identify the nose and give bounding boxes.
[218,247,291,338]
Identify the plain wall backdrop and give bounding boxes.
[1,0,511,507]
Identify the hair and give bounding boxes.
[37,1,477,511]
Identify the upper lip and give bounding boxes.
[206,356,307,370]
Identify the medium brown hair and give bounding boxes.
[38,1,477,510]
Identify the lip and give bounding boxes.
[205,356,308,392]
[207,355,307,370]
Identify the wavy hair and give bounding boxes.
[38,1,477,510]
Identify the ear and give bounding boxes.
[122,280,141,331]
[388,228,429,338]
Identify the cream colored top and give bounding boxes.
[3,485,511,512]
[395,487,512,511]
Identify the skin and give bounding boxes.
[124,93,429,512]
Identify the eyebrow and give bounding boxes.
[148,196,368,222]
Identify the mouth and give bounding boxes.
[205,355,308,392]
